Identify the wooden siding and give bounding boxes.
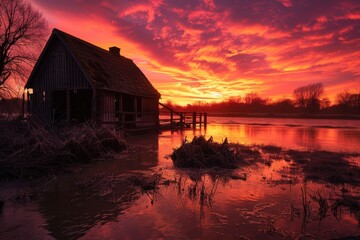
[98,90,158,127]
[137,97,159,127]
[26,33,160,128]
[28,37,92,121]
[100,91,116,123]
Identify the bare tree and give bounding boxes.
[337,90,352,106]
[244,92,267,105]
[320,98,331,109]
[0,0,47,98]
[337,90,360,114]
[293,82,324,113]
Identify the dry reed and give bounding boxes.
[171,136,245,169]
[0,120,126,180]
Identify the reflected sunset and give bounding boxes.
[30,0,360,105]
[159,117,360,152]
[1,1,360,239]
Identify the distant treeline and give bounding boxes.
[1,83,359,117]
[162,83,360,115]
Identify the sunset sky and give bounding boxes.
[30,0,360,105]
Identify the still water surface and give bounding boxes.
[0,117,360,239]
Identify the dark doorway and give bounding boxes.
[122,94,135,127]
[52,90,67,122]
[70,89,92,123]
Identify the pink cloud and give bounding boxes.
[31,0,360,105]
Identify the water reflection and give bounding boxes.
[1,119,360,239]
[162,117,360,152]
[38,176,138,240]
[32,133,160,240]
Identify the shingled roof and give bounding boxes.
[28,28,160,98]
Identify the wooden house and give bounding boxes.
[25,28,161,128]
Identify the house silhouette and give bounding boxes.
[25,28,160,128]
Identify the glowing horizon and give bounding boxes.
[30,0,360,106]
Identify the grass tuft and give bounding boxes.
[171,136,244,169]
[0,120,126,180]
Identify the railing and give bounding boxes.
[100,111,158,129]
[159,103,207,129]
[98,103,207,130]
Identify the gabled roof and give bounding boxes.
[27,28,160,99]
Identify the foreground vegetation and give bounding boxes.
[171,136,245,168]
[172,136,360,185]
[0,119,126,180]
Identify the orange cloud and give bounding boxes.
[30,0,360,105]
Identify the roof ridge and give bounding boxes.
[47,28,160,98]
[52,28,132,61]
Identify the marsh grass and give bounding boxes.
[310,190,329,219]
[171,136,259,169]
[289,187,360,228]
[331,194,360,221]
[0,120,126,180]
[286,150,360,185]
[127,173,162,191]
[187,178,218,206]
[260,145,282,154]
[301,187,311,225]
[171,136,360,186]
[127,173,163,204]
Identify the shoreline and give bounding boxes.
[159,111,360,120]
[206,112,360,120]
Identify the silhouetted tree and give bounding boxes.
[337,90,360,114]
[161,87,360,116]
[337,90,352,113]
[293,82,324,113]
[320,98,331,109]
[245,93,268,105]
[244,92,268,113]
[271,98,295,113]
[0,0,47,98]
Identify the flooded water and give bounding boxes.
[1,117,360,239]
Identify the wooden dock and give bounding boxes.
[97,102,207,132]
[159,103,207,130]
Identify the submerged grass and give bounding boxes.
[286,150,360,185]
[289,187,360,227]
[0,119,126,180]
[310,190,329,219]
[171,136,256,169]
[171,136,360,186]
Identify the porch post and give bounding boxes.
[92,89,97,123]
[66,90,70,124]
[21,92,25,119]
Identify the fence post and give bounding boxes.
[199,113,202,127]
[170,112,173,128]
[180,113,184,128]
[204,112,207,128]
